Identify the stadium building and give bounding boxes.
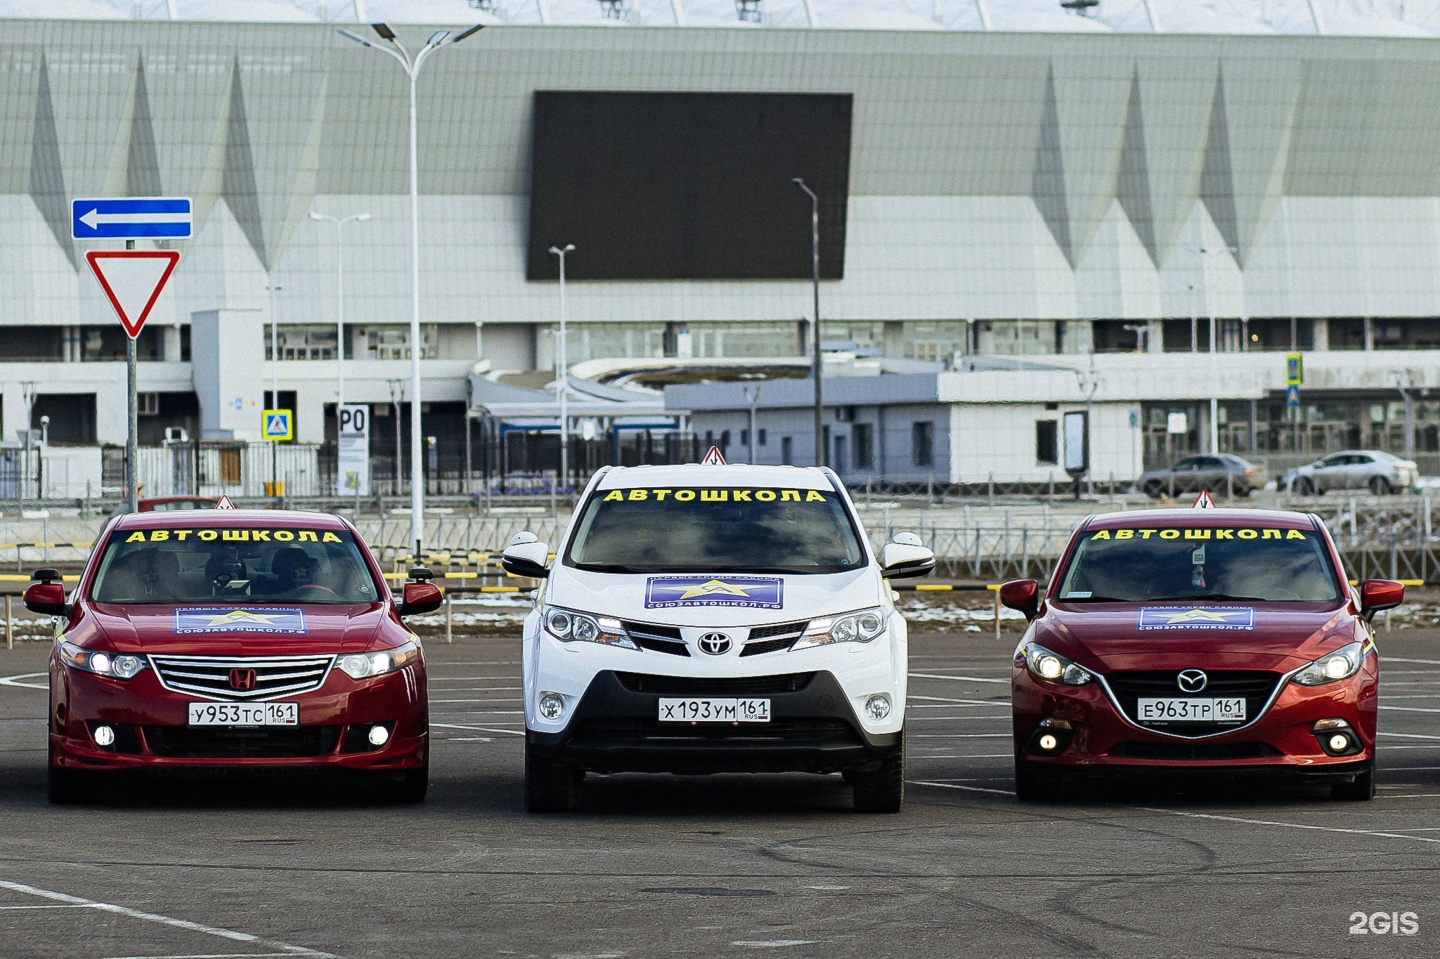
[4,0,1440,495]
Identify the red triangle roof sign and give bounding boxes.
[215,494,236,510]
[1192,489,1217,509]
[85,250,180,339]
[700,446,727,466]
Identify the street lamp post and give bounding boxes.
[309,210,371,410]
[266,283,282,502]
[743,383,761,463]
[1190,244,1239,456]
[340,21,484,554]
[792,178,823,467]
[549,244,574,493]
[386,378,405,496]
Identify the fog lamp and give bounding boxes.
[92,725,115,747]
[864,694,892,721]
[538,692,566,721]
[1038,734,1059,751]
[368,725,391,747]
[1329,734,1350,752]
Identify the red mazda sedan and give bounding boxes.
[1003,507,1403,802]
[26,509,442,803]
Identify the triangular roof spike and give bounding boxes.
[1193,490,1216,509]
[700,446,727,466]
[215,494,236,510]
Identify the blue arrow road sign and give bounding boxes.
[1287,384,1301,409]
[72,197,192,239]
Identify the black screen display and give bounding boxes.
[527,91,852,281]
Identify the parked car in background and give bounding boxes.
[1279,450,1418,495]
[1136,454,1265,499]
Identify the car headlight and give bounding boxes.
[1292,641,1367,686]
[57,640,147,680]
[791,608,887,651]
[542,606,638,650]
[1018,642,1093,686]
[338,641,420,680]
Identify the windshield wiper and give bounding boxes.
[1153,593,1268,603]
[573,563,654,574]
[1058,595,1130,603]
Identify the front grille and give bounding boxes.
[622,621,690,657]
[612,671,816,695]
[571,718,857,744]
[1108,741,1283,760]
[144,725,342,758]
[1106,670,1283,737]
[150,655,334,702]
[740,620,808,657]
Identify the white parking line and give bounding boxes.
[430,723,524,736]
[1379,732,1440,740]
[909,673,1009,684]
[0,673,48,690]
[1131,807,1440,847]
[1378,705,1440,713]
[911,780,1013,796]
[0,880,334,957]
[1380,657,1440,666]
[908,695,1007,705]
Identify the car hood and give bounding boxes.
[84,602,388,655]
[545,567,883,627]
[1033,602,1358,673]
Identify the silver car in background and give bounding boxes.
[1280,450,1419,495]
[1136,454,1265,499]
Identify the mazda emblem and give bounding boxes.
[1176,669,1208,693]
[229,668,258,692]
[697,632,732,656]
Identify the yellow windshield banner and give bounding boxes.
[1089,528,1307,541]
[123,529,344,544]
[601,488,829,503]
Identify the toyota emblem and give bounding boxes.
[697,632,732,656]
[229,668,258,692]
[1176,669,1208,693]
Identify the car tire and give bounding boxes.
[525,742,577,813]
[1297,478,1317,496]
[1142,481,1164,499]
[1331,768,1375,802]
[1013,760,1065,802]
[383,760,429,804]
[1234,485,1251,498]
[1368,476,1392,495]
[48,766,93,805]
[851,734,904,814]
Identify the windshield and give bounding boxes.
[1055,524,1343,604]
[565,484,867,574]
[90,526,382,605]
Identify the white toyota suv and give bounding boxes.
[502,461,935,813]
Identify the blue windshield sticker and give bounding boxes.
[1138,607,1255,631]
[644,576,784,610]
[174,607,307,635]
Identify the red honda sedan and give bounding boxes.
[26,509,442,803]
[1003,507,1403,802]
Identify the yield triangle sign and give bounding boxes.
[215,494,236,510]
[700,446,727,466]
[1193,489,1217,509]
[85,250,180,338]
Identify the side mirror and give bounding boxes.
[880,540,935,578]
[24,569,68,617]
[999,579,1042,621]
[1359,579,1404,621]
[501,540,551,579]
[398,580,443,616]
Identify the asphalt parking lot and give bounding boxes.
[2,629,1439,959]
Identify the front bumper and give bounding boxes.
[528,669,901,774]
[1011,662,1378,777]
[50,661,428,773]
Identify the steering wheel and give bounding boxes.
[295,584,339,598]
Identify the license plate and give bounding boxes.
[658,698,771,723]
[187,702,298,726]
[1137,697,1246,723]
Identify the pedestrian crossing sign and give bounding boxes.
[262,409,293,442]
